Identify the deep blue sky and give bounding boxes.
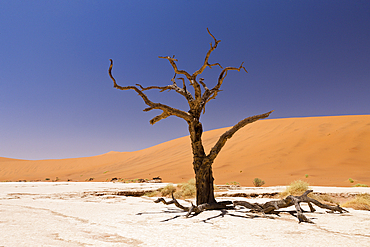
[1,1,369,160]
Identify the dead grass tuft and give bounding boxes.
[144,179,196,199]
[342,194,370,211]
[160,184,176,197]
[143,190,160,197]
[279,180,340,204]
[175,179,196,199]
[313,194,339,205]
[280,180,310,198]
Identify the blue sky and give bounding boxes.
[1,1,369,160]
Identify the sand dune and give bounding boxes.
[1,115,369,186]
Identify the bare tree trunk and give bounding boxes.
[189,112,273,205]
[194,158,216,205]
[189,120,216,205]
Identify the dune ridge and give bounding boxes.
[1,115,369,186]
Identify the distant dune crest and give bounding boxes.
[1,115,369,186]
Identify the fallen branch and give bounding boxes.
[155,190,348,223]
[155,193,233,217]
[234,190,348,223]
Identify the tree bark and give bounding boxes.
[188,120,216,205]
[194,158,216,205]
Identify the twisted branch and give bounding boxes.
[108,59,191,124]
[155,194,233,217]
[158,56,192,81]
[198,62,248,114]
[193,28,221,77]
[213,62,247,95]
[208,110,274,162]
[155,190,348,223]
[159,28,223,103]
[234,190,348,223]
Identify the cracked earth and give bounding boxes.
[1,182,369,246]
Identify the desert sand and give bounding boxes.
[1,115,370,186]
[0,182,369,246]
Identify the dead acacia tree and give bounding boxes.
[108,29,349,223]
[109,29,272,207]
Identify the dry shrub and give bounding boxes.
[342,194,370,211]
[160,184,176,197]
[280,180,310,198]
[174,178,196,199]
[253,178,265,187]
[279,180,335,203]
[313,194,339,205]
[144,179,197,199]
[143,190,160,197]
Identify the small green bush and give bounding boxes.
[353,183,368,187]
[253,178,265,187]
[305,174,309,178]
[45,178,50,181]
[348,178,354,183]
[226,181,240,187]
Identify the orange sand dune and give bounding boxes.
[1,115,370,186]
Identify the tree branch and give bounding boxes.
[207,62,223,69]
[136,84,171,93]
[193,28,221,77]
[199,62,247,114]
[233,190,349,224]
[159,29,223,105]
[208,110,274,162]
[159,55,203,102]
[198,78,208,91]
[155,194,234,217]
[214,62,248,93]
[108,59,192,124]
[158,56,192,80]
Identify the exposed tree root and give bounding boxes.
[154,193,233,217]
[155,190,349,223]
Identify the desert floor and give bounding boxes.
[1,182,369,246]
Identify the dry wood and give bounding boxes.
[233,190,349,223]
[155,190,349,223]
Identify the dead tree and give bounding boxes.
[109,28,273,207]
[109,29,350,223]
